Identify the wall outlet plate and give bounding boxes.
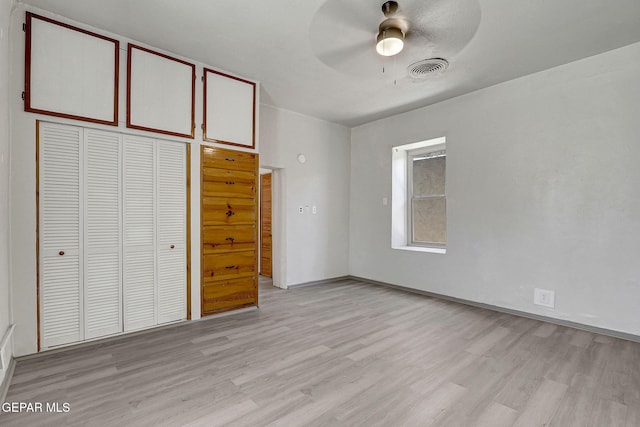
[534,288,555,308]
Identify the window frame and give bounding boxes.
[390,135,448,255]
[407,143,446,248]
[407,143,447,249]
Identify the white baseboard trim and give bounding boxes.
[350,275,640,344]
[287,276,352,289]
[0,358,16,404]
[0,324,15,371]
[0,324,15,403]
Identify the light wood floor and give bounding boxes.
[3,277,640,426]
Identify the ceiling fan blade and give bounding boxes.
[310,2,377,76]
[311,0,380,33]
[315,39,373,69]
[405,0,481,54]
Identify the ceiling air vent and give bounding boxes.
[407,58,449,79]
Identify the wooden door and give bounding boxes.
[201,146,258,315]
[260,173,273,278]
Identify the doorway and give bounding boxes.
[259,167,285,289]
[260,172,272,278]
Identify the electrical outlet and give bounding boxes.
[298,206,304,214]
[312,205,317,214]
[534,288,555,308]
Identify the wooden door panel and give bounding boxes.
[202,225,256,254]
[260,257,271,276]
[202,167,255,182]
[203,251,256,281]
[202,276,257,313]
[202,197,256,225]
[260,173,273,277]
[202,180,255,199]
[201,146,256,172]
[202,167,256,199]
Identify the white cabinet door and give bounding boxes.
[204,69,256,148]
[123,135,157,331]
[157,140,187,323]
[84,129,122,339]
[39,123,83,348]
[39,123,187,347]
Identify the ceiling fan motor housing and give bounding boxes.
[382,1,399,17]
[376,2,408,57]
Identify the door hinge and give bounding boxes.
[201,76,204,83]
[21,91,25,100]
[201,124,204,131]
[22,23,26,32]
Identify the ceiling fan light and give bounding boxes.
[376,27,404,56]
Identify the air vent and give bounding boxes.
[407,58,449,79]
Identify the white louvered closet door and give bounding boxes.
[39,123,83,348]
[84,129,122,339]
[157,141,187,324]
[123,135,157,331]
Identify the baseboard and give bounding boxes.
[287,276,352,289]
[0,323,15,403]
[0,358,16,404]
[196,306,258,321]
[350,275,640,344]
[0,324,15,371]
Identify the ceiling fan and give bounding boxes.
[309,0,481,81]
[375,1,407,57]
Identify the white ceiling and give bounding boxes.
[19,0,640,127]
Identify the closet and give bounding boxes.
[38,122,187,349]
[201,146,258,314]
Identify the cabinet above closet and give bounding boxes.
[24,12,258,149]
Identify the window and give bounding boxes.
[391,137,446,253]
[409,146,446,247]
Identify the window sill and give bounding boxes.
[392,245,446,254]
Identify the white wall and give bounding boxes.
[350,42,640,336]
[260,105,350,287]
[0,0,15,388]
[0,0,12,389]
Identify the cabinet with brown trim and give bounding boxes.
[201,146,258,315]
